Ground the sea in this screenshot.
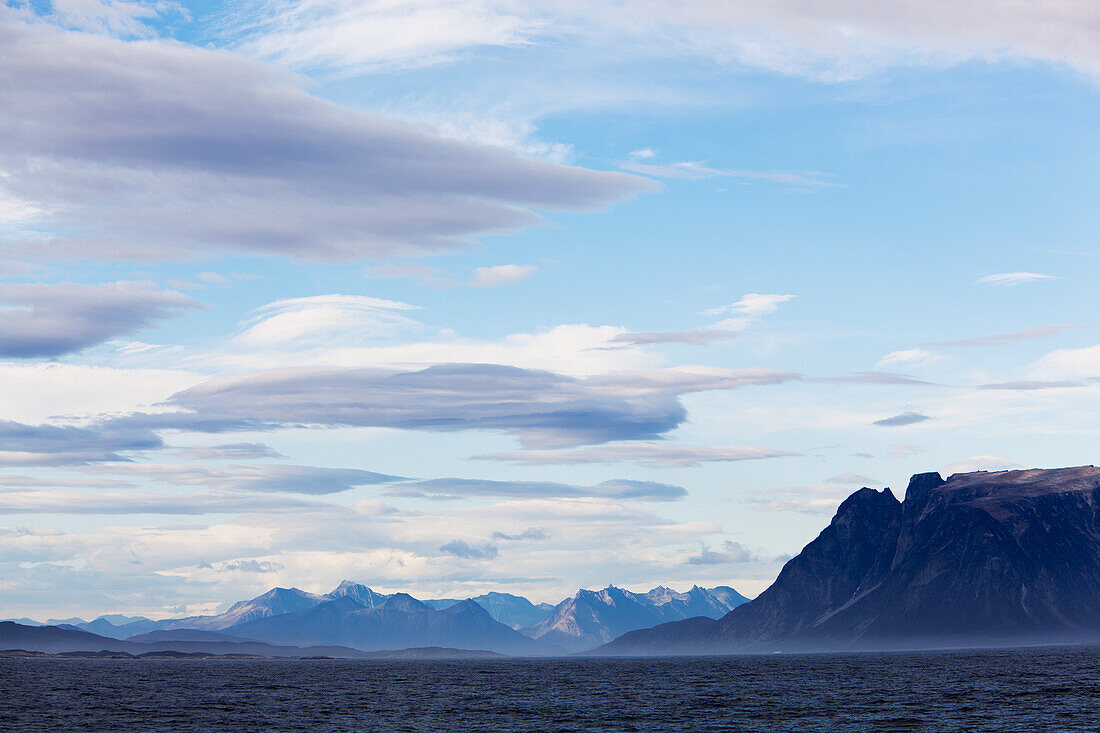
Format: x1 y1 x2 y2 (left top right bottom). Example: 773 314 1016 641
2 645 1099 732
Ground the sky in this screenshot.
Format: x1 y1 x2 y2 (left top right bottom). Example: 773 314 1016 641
0 0 1098 619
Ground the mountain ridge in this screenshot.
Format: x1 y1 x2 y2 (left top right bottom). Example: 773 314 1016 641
597 466 1100 655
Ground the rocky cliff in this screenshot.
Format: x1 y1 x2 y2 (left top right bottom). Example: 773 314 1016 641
598 466 1100 654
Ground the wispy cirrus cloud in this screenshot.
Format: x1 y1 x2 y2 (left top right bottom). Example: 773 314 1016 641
977 272 1057 286
0 281 196 358
475 443 798 468
875 348 942 369
611 329 739 346
173 443 285 461
83 464 405 494
619 159 837 190
614 292 796 346
932 324 1083 348
217 0 1100 81
0 490 327 515
389 477 688 502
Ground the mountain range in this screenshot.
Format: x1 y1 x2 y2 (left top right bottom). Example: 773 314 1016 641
12 465 1099 658
523 585 749 652
599 466 1100 654
5 581 743 655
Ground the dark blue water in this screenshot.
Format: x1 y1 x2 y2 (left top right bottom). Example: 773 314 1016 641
3 646 1099 732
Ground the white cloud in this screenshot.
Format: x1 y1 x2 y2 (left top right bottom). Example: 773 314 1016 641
940 455 1022 475
217 0 1100 80
620 160 836 189
221 0 540 73
469 264 537 287
933 324 1081 348
0 363 199 424
977 272 1057 286
704 293 795 320
875 348 942 369
1030 343 1100 380
629 148 657 159
234 295 422 348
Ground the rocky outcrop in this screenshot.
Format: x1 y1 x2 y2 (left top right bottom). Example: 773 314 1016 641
598 466 1100 654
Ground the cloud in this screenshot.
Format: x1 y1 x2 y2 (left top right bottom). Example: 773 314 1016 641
825 472 879 486
815 372 936 386
976 380 1089 391
27 0 183 38
490 527 548 541
0 490 326 515
475 443 798 468
116 363 798 448
221 559 283 573
469 264 537 287
1030 344 1100 380
220 1 1100 81
197 272 231 286
977 272 1057 286
687 540 756 565
887 444 928 458
875 349 941 369
0 10 651 263
932 324 1082 348
389 477 688 502
940 455 1022 475
629 148 657 159
361 263 457 289
619 160 837 190
741 483 853 514
439 540 498 560
0 420 162 466
872 411 931 427
234 295 421 348
610 292 794 347
84 464 405 494
0 281 197 358
610 329 738 345
701 293 796 332
174 443 284 461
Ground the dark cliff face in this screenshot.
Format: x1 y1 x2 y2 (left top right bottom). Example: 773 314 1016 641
600 466 1100 654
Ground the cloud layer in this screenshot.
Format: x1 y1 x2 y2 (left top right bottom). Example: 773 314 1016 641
116 363 797 448
0 9 650 263
0 281 196 358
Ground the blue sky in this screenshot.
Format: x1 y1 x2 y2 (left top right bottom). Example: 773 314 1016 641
0 0 1097 618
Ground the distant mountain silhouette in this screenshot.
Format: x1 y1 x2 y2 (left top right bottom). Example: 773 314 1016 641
226 593 553 655
598 466 1100 655
5 580 751 655
0 621 369 658
167 587 328 630
425 592 554 629
524 585 748 652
